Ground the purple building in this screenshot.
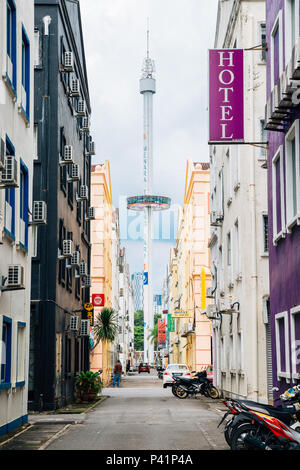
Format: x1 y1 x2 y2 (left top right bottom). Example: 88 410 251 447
265 0 300 398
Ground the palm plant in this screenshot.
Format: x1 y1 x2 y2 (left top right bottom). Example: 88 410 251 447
92 308 118 385
147 323 158 350
93 307 118 346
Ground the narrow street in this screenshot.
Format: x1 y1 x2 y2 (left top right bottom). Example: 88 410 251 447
44 371 228 451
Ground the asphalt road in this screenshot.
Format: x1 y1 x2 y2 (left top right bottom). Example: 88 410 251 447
46 370 229 451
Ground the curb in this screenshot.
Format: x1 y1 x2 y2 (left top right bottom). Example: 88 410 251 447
38 424 72 451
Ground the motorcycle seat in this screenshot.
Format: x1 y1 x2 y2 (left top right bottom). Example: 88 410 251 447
238 400 294 425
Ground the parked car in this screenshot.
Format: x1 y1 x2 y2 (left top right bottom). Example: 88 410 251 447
162 363 191 388
138 363 150 374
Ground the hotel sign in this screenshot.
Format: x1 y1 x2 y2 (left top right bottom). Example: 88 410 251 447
209 49 244 143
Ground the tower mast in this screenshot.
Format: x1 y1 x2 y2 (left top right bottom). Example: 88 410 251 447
127 21 171 365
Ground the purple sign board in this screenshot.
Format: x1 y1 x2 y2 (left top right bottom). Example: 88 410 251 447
209 49 244 143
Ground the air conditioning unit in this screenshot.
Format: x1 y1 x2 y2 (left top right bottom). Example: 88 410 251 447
79 261 87 277
82 275 91 288
64 51 74 72
30 201 47 225
206 304 218 319
206 287 215 298
80 319 90 336
184 322 195 334
173 336 179 344
67 164 80 182
70 77 80 96
7 265 25 289
0 156 18 187
64 145 73 163
79 185 88 201
210 211 223 227
58 240 73 259
86 140 95 156
0 137 6 170
71 251 80 266
70 316 79 331
85 207 95 221
77 100 86 117
81 117 90 133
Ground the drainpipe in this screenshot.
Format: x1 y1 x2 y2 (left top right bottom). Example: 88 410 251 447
249 14 258 401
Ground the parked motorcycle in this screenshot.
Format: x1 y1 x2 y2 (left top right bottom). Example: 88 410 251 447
219 385 300 450
157 366 165 380
172 370 219 400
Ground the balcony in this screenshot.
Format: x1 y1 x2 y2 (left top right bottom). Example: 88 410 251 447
266 39 300 132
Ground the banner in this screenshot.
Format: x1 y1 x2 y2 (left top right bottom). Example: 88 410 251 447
209 49 244 143
167 314 175 332
158 318 166 348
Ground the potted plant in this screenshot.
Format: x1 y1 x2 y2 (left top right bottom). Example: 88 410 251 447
75 370 103 402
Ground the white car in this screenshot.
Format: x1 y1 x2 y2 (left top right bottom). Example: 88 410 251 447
162 363 192 388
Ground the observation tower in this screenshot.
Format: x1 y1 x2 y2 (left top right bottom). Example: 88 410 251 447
127 25 171 364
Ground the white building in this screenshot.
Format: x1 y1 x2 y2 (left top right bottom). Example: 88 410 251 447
0 0 34 435
118 248 134 372
209 0 270 403
131 272 144 312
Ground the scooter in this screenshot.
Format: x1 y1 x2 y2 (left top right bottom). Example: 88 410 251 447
172 370 219 399
219 385 300 449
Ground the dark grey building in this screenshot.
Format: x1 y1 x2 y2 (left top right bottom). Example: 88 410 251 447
29 0 95 410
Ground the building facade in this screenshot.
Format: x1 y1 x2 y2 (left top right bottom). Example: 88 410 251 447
29 0 93 410
90 162 114 386
0 0 34 435
169 160 212 372
118 248 134 372
131 272 144 312
265 0 300 397
209 0 270 402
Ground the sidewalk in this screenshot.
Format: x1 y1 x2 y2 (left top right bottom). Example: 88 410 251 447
0 396 108 451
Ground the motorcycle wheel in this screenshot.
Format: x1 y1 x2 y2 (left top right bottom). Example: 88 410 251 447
230 423 262 451
207 385 219 399
175 386 188 399
171 385 178 397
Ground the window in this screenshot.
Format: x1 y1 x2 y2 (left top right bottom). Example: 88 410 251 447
285 0 300 66
275 311 290 381
227 231 231 267
232 146 239 190
58 219 66 285
272 146 286 244
234 219 240 278
285 120 300 230
21 26 30 119
271 11 283 89
16 322 26 385
237 331 243 371
19 161 29 250
260 23 267 62
290 305 300 380
226 149 232 203
1 317 12 388
229 335 235 370
60 128 67 193
261 213 269 256
4 136 15 239
260 119 267 158
6 0 17 91
218 245 224 292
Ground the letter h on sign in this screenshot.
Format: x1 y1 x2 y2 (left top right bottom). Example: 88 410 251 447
209 49 244 143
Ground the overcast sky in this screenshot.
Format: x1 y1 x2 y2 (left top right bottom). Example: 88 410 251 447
80 0 218 294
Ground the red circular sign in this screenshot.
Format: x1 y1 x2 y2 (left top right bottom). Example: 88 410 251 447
92 294 105 307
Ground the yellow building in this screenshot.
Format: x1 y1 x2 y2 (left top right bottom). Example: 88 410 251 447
170 160 211 372
90 162 114 386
